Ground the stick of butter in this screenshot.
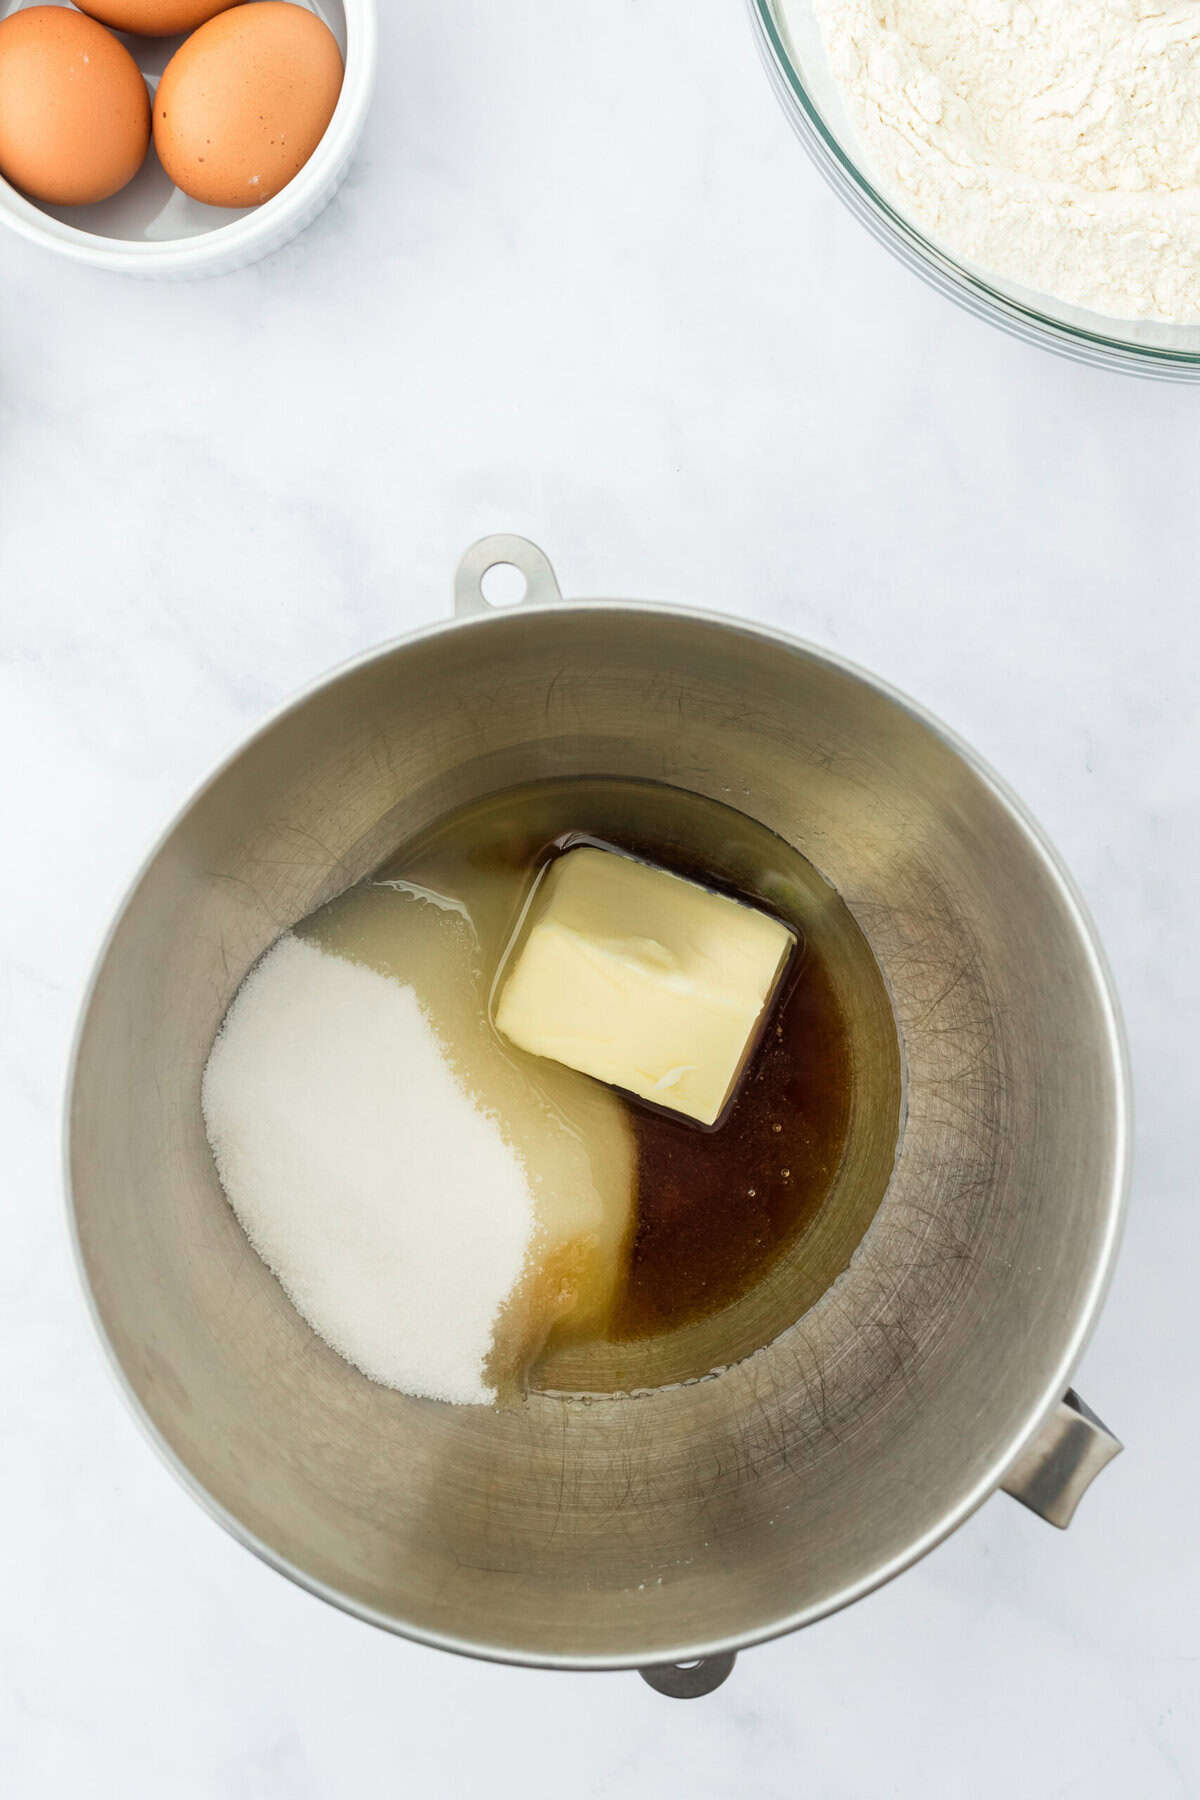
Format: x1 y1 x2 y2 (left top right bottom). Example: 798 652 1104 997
494 846 795 1127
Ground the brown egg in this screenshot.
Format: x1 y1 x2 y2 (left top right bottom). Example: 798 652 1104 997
154 3 344 209
0 6 150 206
75 2 240 36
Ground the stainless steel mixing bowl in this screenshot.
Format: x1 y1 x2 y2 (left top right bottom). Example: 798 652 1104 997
67 535 1128 1693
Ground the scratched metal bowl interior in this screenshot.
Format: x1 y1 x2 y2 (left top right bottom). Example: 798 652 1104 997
68 548 1126 1670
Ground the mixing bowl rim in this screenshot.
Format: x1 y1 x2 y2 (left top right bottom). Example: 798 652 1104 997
748 0 1200 379
63 595 1131 1669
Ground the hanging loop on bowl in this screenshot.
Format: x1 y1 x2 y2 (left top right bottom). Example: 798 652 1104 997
453 534 564 618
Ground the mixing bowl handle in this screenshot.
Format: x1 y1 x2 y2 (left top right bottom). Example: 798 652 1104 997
1000 1389 1122 1528
454 534 565 618
635 1392 1118 1698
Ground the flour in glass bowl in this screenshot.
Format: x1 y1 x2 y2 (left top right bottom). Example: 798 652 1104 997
791 0 1200 321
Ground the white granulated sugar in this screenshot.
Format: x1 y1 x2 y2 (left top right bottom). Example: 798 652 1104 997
793 0 1200 320
201 934 534 1406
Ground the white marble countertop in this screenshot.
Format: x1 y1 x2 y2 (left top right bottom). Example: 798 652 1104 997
2 1 1197 1793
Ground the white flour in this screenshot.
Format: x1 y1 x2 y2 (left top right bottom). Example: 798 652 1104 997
794 0 1200 320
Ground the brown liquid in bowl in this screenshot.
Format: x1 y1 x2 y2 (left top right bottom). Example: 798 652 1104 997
618 935 851 1338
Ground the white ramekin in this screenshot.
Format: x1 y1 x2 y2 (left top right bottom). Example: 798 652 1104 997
0 0 377 278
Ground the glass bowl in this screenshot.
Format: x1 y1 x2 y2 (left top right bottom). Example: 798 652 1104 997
749 0 1200 380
